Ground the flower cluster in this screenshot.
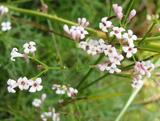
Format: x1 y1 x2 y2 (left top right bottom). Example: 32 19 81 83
10 41 36 61
131 61 155 89
79 39 123 73
0 5 11 32
41 108 60 121
63 17 89 41
7 77 43 93
52 84 78 97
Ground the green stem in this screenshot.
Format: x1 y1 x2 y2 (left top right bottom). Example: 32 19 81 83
76 55 104 89
115 87 142 121
122 0 135 25
7 5 106 38
138 22 156 45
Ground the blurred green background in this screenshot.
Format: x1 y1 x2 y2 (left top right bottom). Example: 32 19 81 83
0 0 160 121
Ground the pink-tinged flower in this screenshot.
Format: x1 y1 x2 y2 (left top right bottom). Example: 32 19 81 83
67 87 78 97
23 41 36 54
110 27 125 39
78 17 89 28
10 48 24 61
7 79 17 93
97 63 107 72
99 17 112 32
29 78 43 93
112 4 123 20
17 77 30 90
134 61 154 78
109 54 124 65
104 45 117 56
131 77 143 89
63 25 88 40
122 46 137 58
128 9 136 21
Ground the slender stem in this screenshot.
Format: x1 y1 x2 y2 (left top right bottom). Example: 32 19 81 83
115 86 142 121
28 56 48 69
122 0 135 25
138 22 156 45
7 5 106 38
76 55 104 89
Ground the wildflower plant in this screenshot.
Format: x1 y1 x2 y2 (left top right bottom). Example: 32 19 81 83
1 1 160 121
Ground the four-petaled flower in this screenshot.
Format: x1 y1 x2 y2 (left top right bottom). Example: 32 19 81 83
17 77 30 90
7 79 17 93
1 21 11 31
23 41 36 54
29 78 43 93
99 17 112 32
122 46 137 58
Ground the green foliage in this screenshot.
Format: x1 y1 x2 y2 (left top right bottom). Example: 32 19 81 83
0 0 160 121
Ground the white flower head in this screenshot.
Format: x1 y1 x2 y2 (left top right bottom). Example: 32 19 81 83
41 93 47 102
17 77 30 90
10 48 24 61
1 21 11 31
110 27 125 39
32 99 42 108
52 84 67 95
99 17 112 32
67 87 78 97
122 46 137 58
23 41 36 54
0 5 8 15
78 17 89 28
29 78 43 93
7 79 17 93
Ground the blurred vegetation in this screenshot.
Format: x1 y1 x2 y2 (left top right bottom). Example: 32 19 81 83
0 0 160 121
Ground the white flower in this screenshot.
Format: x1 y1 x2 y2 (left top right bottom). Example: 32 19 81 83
99 17 112 32
1 21 11 31
10 48 24 61
122 46 137 58
109 54 124 65
29 78 43 93
104 45 117 56
32 99 42 107
7 79 17 93
112 4 123 20
123 30 137 46
110 27 125 39
52 84 67 95
17 77 30 90
41 108 60 121
23 41 36 54
67 87 78 97
78 17 89 28
41 93 47 101
0 5 8 15
106 63 121 73
78 41 88 50
97 63 107 71
131 77 143 89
